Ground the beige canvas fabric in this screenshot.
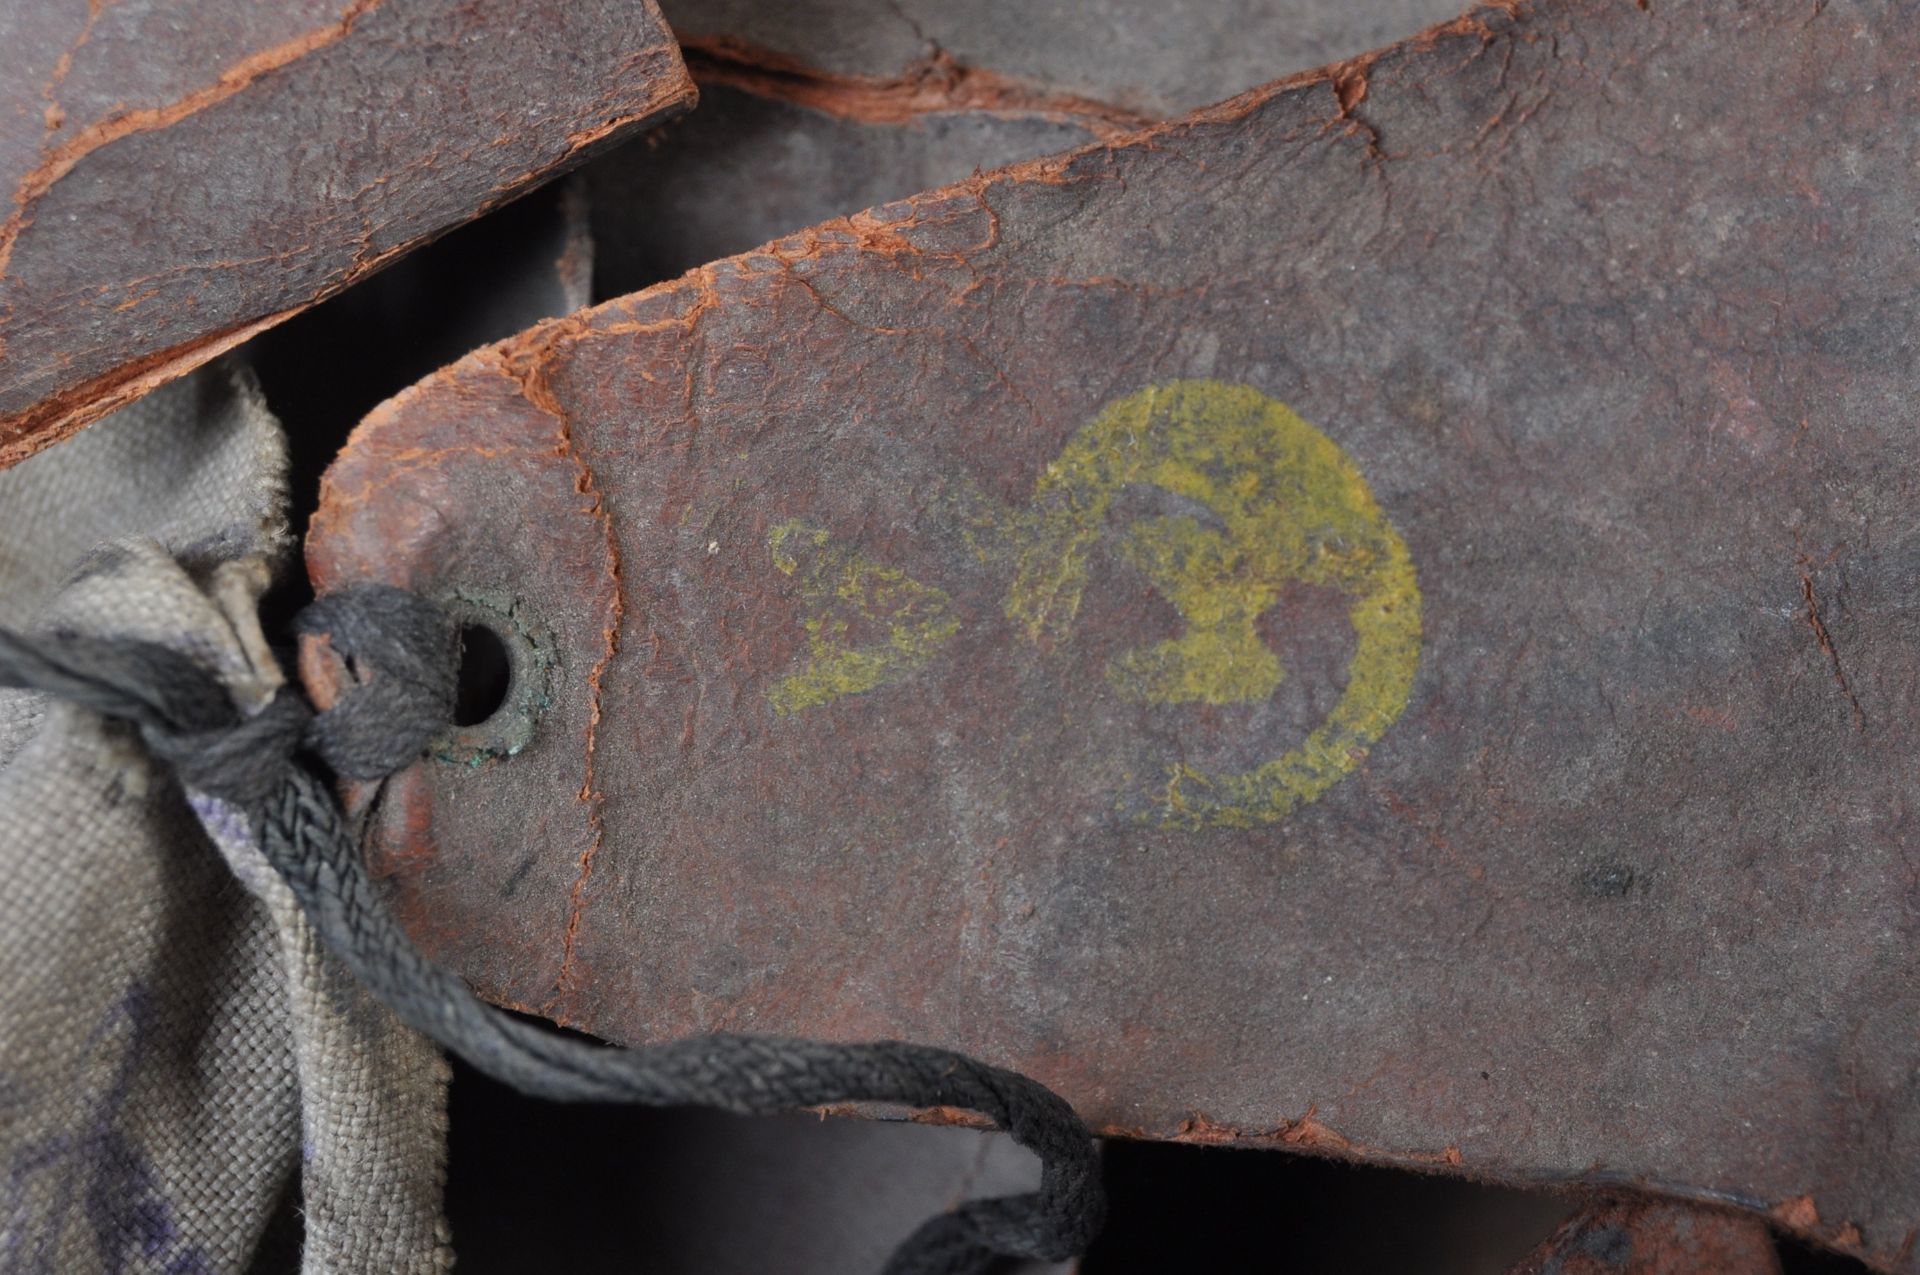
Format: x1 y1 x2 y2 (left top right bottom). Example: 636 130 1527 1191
0 364 452 1274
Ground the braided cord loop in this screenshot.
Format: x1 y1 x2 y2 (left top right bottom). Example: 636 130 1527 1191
0 586 1105 1275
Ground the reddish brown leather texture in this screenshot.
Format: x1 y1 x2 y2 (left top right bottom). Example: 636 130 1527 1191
0 0 694 466
309 2 1920 1267
1506 1200 1782 1275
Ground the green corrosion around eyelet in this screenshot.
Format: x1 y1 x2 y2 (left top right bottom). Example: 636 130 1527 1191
430 587 553 769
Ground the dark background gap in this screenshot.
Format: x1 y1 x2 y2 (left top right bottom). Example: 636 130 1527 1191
444 1058 1573 1274
443 1053 1872 1273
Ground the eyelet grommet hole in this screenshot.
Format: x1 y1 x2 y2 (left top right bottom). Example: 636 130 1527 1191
453 622 512 727
432 589 549 765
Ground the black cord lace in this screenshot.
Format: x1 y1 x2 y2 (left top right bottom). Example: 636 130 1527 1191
0 585 1105 1275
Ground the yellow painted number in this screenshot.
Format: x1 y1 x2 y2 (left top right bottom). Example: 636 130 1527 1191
765 381 1423 829
765 521 960 717
1009 381 1422 828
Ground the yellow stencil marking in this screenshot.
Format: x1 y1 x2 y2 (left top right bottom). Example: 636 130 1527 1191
1008 380 1422 828
766 521 961 716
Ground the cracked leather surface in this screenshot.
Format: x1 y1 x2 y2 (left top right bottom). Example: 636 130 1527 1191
0 0 693 467
311 1 1920 1268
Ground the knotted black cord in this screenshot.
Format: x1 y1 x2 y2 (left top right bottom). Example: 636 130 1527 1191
0 586 1104 1275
